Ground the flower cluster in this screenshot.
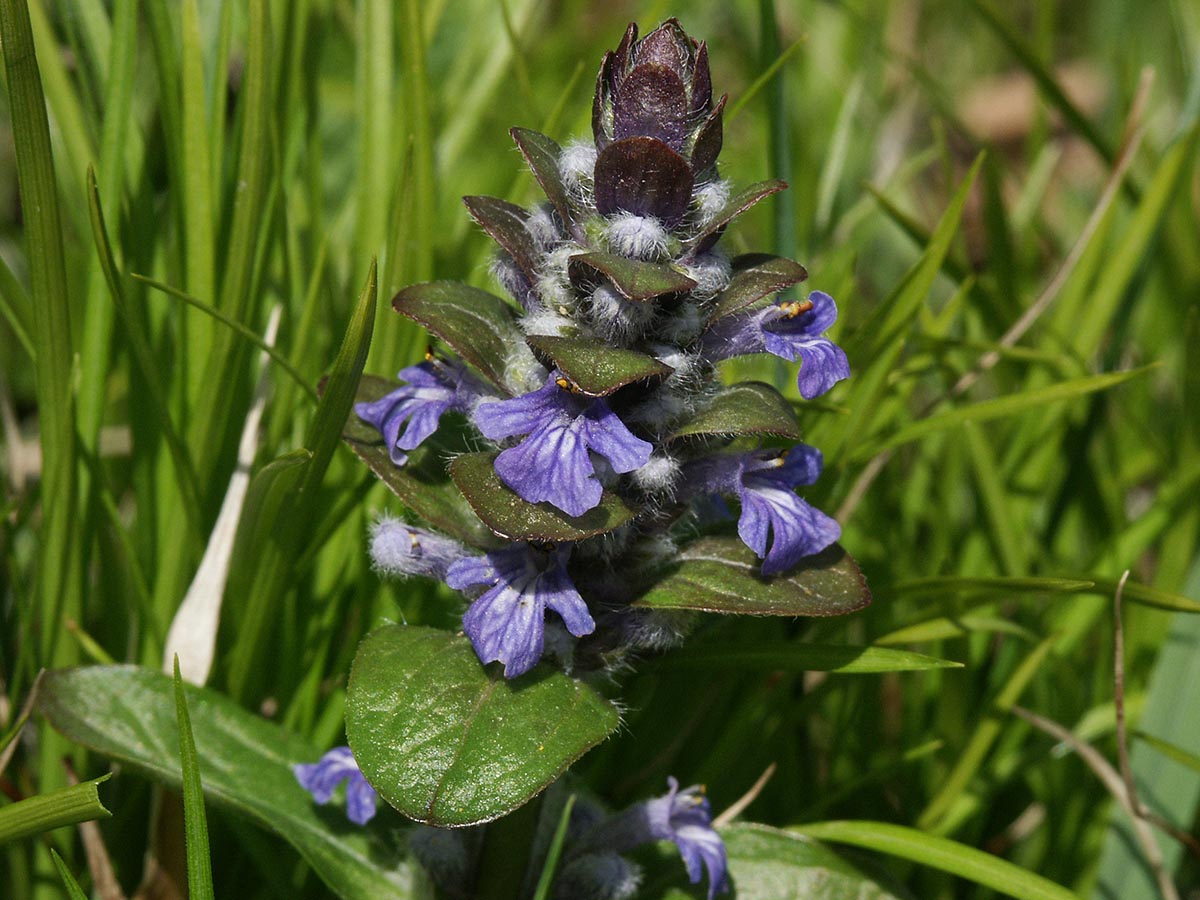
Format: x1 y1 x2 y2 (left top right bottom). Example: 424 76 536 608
354 19 848 680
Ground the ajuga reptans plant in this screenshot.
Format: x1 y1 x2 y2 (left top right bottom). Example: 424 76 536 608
298 18 869 898
354 18 860 679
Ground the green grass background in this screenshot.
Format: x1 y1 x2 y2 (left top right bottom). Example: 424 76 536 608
2 0 1199 897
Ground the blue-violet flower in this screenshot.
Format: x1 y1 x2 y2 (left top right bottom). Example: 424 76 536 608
578 777 729 899
355 359 485 465
472 375 653 517
294 746 377 825
687 445 840 575
700 291 849 399
446 542 595 678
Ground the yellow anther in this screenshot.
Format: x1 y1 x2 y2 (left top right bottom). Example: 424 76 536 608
556 376 583 394
424 344 436 361
781 299 814 319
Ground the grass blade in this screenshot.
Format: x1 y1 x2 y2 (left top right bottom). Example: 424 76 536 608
531 794 576 900
918 638 1055 830
173 659 215 900
650 643 963 674
0 0 79 669
133 274 318 401
793 820 1081 900
48 850 88 900
854 366 1155 461
0 776 112 845
1135 732 1200 774
87 168 205 545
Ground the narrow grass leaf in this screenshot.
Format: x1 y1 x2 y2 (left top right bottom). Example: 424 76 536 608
531 795 576 900
855 366 1155 461
918 638 1055 830
792 821 1081 900
1135 732 1200 773
133 274 317 401
0 254 35 359
1 0 78 666
87 169 205 544
0 776 112 845
180 0 217 330
173 659 214 900
1072 125 1200 356
649 642 962 674
969 1 1112 163
49 850 88 900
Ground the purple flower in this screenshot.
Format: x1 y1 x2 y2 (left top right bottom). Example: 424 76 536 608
354 359 483 465
472 375 652 517
762 291 849 399
575 777 729 899
368 518 467 580
700 291 849 399
293 746 377 825
446 543 595 678
686 445 840 575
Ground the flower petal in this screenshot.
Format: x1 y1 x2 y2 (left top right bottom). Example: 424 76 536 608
742 487 840 575
494 417 602 517
472 377 563 441
582 403 653 473
538 560 596 638
462 580 545 678
794 337 850 400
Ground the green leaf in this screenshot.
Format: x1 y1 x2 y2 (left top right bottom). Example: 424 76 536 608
38 666 418 900
890 574 1200 613
0 776 111 845
1 0 79 665
174 660 215 900
531 794 576 900
393 281 521 389
346 626 618 827
464 195 540 283
49 849 89 900
792 821 1081 900
1135 731 1200 774
344 376 493 547
685 180 787 256
525 334 672 396
706 254 808 323
450 451 640 542
634 537 871 617
511 127 574 225
853 366 1156 461
568 252 697 302
668 381 800 442
651 642 961 674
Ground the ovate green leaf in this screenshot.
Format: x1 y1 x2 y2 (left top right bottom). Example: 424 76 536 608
706 254 807 323
568 252 697 302
668 381 800 442
634 537 871 617
393 281 521 389
525 334 672 396
346 626 618 826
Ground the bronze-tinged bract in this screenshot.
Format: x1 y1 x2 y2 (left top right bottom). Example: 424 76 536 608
592 19 726 223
